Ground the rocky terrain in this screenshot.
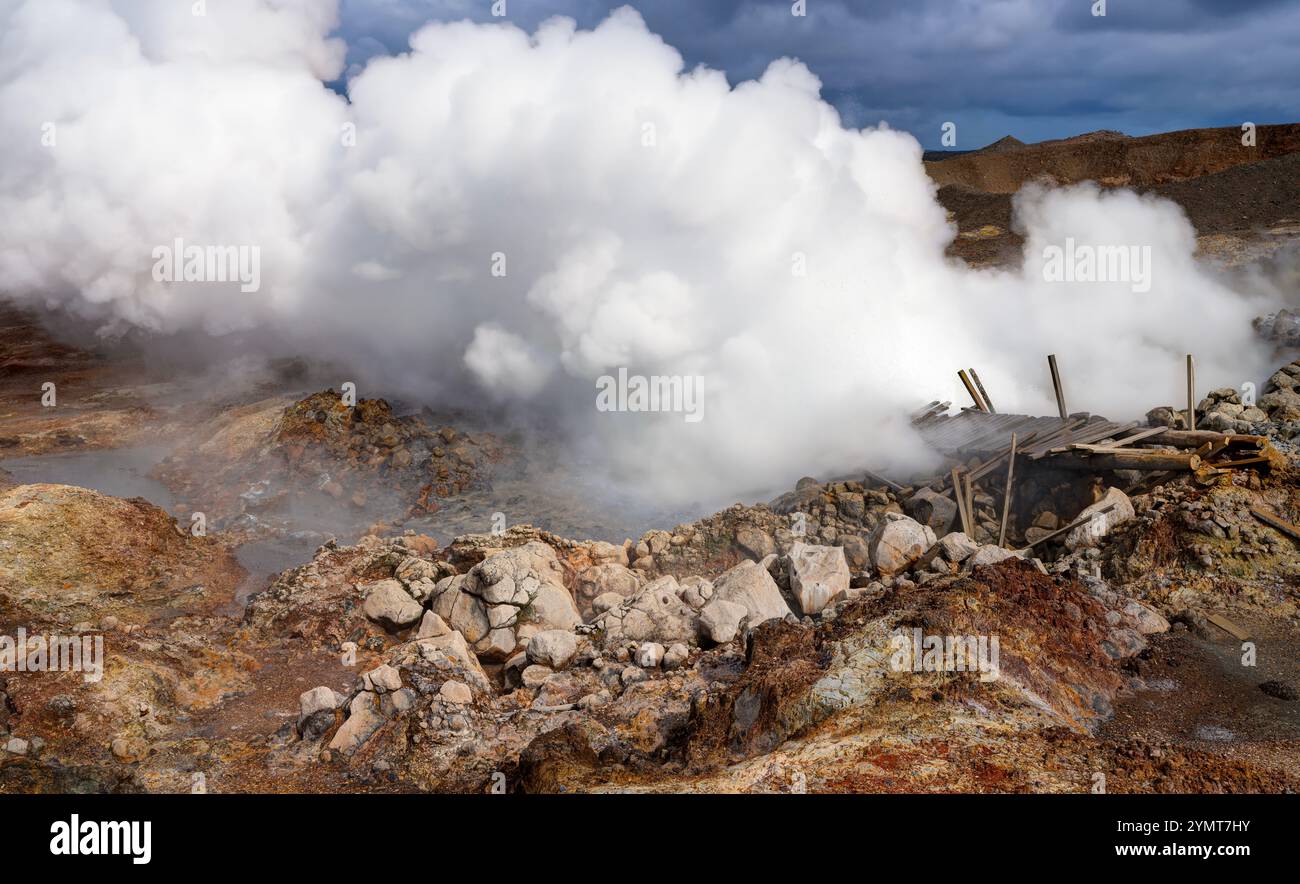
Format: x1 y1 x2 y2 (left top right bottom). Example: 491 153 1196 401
2 352 1299 793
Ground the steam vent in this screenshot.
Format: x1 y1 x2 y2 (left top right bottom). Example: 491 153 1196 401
2 0 1299 866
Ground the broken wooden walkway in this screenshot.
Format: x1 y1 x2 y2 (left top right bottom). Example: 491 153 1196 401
890 356 1275 546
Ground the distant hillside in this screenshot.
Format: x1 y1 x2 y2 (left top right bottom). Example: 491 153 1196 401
925 123 1300 193
929 123 1300 266
922 149 972 162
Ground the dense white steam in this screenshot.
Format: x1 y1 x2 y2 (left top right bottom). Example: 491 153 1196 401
0 1 1279 502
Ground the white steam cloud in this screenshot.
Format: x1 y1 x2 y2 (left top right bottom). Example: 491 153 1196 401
0 1 1279 503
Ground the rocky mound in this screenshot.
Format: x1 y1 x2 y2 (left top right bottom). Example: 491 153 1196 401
0 483 260 789
236 526 1174 793
0 483 243 629
153 390 510 535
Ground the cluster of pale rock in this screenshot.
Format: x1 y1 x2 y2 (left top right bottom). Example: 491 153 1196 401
302 488 1139 755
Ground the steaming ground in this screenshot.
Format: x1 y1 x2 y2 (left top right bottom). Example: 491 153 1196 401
0 1 1284 504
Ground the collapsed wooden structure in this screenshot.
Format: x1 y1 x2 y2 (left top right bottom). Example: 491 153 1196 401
898 354 1273 545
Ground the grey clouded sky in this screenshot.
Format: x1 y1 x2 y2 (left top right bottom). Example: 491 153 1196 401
335 0 1300 149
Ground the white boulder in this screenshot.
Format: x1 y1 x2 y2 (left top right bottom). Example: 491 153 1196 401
967 545 1024 569
428 542 581 662
786 542 850 615
868 513 935 576
573 563 642 618
594 575 699 646
527 630 579 669
711 560 791 625
937 532 980 562
328 692 384 755
698 598 749 644
439 680 473 705
1065 488 1136 550
361 580 423 630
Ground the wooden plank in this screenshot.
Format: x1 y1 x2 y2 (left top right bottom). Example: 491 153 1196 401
1218 456 1270 469
969 431 1040 482
1099 426 1166 449
1073 420 1139 447
1185 354 1196 431
958 370 989 413
1016 421 1069 457
1202 438 1232 461
1047 421 1140 454
923 412 985 449
964 472 975 537
910 400 941 421
998 433 1017 548
864 469 904 493
912 401 951 425
1251 508 1300 544
1021 504 1116 551
1205 613 1250 642
1026 419 1083 454
1027 418 1092 459
969 368 996 414
959 414 1028 454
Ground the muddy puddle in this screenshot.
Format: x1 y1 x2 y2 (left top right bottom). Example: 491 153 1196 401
404 467 703 546
1104 618 1300 751
0 445 178 511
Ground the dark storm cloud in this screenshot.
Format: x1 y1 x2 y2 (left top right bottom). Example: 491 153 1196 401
337 0 1300 147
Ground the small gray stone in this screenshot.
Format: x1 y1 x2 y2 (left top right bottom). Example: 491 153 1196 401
362 580 423 629
663 643 690 670
937 532 980 562
526 630 579 669
362 663 402 693
439 680 473 705
522 664 553 689
636 642 664 668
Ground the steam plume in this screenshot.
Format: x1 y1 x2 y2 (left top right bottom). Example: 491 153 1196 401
0 1 1278 502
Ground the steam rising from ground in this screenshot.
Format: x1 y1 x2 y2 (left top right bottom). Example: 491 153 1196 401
0 1 1279 503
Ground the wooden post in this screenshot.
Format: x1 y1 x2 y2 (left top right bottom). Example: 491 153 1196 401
1185 354 1196 431
951 468 971 535
1048 354 1067 420
998 433 1017 547
958 370 989 413
969 368 996 414
964 473 976 538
